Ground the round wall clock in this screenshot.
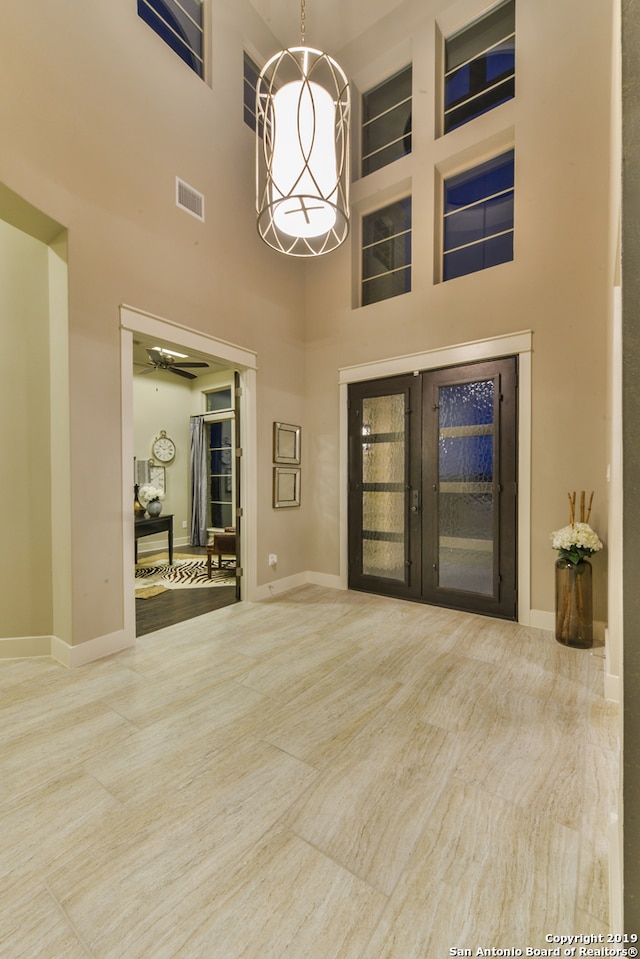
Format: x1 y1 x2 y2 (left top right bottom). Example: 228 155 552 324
152 430 176 463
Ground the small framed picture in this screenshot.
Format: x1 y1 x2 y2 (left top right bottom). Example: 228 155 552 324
149 463 166 494
273 422 301 465
273 467 301 508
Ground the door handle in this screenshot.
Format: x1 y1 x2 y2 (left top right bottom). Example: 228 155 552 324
410 488 421 513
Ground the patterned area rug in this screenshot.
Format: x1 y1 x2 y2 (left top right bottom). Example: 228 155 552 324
135 555 235 594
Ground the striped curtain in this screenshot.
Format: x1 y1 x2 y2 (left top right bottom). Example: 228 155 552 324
189 416 209 546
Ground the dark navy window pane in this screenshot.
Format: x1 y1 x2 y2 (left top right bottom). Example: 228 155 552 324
445 78 514 134
444 65 470 110
445 151 514 213
483 231 514 268
440 383 494 427
486 42 515 82
443 232 513 281
138 0 203 77
145 0 202 53
209 422 222 446
444 0 514 133
445 41 514 112
444 191 514 252
440 434 494 480
210 450 232 474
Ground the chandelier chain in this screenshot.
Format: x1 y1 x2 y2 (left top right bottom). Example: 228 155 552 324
300 0 305 44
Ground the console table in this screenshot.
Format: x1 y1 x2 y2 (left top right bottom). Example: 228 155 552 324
135 514 174 564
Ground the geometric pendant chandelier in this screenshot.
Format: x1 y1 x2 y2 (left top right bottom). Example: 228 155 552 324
256 0 351 257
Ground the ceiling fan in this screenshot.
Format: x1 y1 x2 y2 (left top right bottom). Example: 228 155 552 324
139 347 209 380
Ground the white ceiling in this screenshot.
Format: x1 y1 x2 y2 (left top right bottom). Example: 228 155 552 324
248 0 405 54
133 338 230 380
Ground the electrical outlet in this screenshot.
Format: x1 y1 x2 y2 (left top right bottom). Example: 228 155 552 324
268 553 277 567
182 520 187 528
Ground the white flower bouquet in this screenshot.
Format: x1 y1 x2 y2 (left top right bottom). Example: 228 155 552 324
551 490 603 565
137 484 165 506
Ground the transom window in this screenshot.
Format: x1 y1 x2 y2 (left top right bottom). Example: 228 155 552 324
137 0 204 78
362 66 412 177
444 0 515 134
362 198 412 306
442 150 514 281
205 387 233 412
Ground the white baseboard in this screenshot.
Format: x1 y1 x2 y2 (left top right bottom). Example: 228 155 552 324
604 628 621 704
250 570 346 602
306 571 345 590
0 635 54 659
51 629 135 668
609 813 624 934
0 629 134 667
529 609 555 631
529 610 607 644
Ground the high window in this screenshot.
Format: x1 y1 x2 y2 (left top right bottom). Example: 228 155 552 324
443 0 515 134
205 387 233 412
137 0 204 78
362 66 412 177
243 52 262 134
442 149 514 281
362 198 412 306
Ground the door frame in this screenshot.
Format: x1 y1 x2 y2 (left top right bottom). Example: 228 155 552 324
339 330 533 625
120 304 258 644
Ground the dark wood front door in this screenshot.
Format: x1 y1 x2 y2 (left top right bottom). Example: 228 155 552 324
348 357 518 620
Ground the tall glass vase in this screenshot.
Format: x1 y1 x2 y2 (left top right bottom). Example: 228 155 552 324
555 558 593 648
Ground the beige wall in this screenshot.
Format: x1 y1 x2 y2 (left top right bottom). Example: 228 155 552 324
303 0 616 621
133 372 195 551
0 1 309 650
133 366 237 553
0 0 617 652
0 220 53 637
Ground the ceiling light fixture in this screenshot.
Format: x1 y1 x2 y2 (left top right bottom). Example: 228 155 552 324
256 0 351 257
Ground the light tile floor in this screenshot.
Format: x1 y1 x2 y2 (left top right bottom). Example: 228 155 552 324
0 586 618 958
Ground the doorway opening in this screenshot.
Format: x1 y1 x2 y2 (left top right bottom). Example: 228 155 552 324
348 357 518 620
121 305 258 641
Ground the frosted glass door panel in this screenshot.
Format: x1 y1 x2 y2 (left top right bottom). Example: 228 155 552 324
438 380 495 594
361 393 405 580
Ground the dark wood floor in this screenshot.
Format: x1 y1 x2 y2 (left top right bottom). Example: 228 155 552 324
135 546 238 637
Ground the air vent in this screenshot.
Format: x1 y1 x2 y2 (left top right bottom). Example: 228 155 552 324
176 177 205 221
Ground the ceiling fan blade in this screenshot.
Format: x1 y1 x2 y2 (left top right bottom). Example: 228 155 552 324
169 367 197 380
138 366 158 375
172 362 209 369
145 348 160 361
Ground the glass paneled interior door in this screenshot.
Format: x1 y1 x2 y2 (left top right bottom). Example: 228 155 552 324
348 358 517 619
348 375 422 599
422 359 517 618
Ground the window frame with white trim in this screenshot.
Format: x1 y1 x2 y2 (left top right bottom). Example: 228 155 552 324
361 65 413 178
361 197 412 307
442 0 515 136
137 0 205 79
440 149 515 282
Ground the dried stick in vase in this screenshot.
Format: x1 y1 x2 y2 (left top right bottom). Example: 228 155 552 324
568 491 576 526
586 491 594 524
580 490 585 523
